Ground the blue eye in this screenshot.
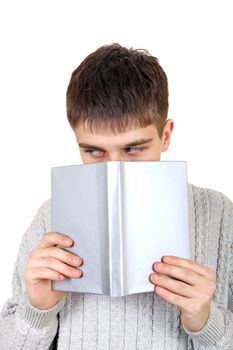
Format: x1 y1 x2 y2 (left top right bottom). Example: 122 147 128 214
84 149 103 157
126 147 143 154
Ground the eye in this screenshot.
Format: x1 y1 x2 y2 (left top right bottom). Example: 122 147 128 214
125 147 144 154
84 149 104 157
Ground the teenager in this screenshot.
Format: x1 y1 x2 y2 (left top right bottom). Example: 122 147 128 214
1 43 232 349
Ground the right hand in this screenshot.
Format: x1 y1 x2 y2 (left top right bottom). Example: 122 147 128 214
24 232 83 310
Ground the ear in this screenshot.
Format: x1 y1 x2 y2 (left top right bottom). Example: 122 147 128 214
161 119 174 152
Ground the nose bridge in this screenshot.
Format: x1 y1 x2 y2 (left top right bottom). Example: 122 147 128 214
106 150 121 162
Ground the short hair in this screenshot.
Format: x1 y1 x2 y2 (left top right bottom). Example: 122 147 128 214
66 43 169 138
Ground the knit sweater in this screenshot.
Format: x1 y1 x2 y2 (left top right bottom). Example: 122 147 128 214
0 184 233 350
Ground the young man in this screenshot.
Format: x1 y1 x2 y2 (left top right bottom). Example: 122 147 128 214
0 44 232 349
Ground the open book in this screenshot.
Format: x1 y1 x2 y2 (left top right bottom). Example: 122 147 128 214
51 161 190 297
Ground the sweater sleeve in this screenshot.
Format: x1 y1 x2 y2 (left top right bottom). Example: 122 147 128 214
183 195 233 349
182 301 233 349
0 201 66 350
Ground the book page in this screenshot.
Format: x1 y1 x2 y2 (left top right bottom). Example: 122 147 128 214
120 161 190 296
51 162 110 295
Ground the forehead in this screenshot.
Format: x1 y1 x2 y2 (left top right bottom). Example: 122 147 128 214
74 123 159 149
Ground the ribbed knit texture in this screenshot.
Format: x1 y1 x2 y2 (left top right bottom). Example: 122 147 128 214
0 183 233 349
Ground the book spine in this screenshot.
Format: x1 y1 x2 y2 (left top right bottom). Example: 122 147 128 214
118 162 124 295
107 162 124 296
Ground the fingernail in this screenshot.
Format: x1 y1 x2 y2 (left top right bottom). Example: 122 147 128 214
163 256 172 262
73 270 80 277
73 269 82 277
65 238 73 246
149 273 156 284
74 257 82 266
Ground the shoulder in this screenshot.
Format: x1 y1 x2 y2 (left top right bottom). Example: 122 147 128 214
24 199 51 251
38 198 51 218
188 183 233 224
188 182 232 204
37 198 52 232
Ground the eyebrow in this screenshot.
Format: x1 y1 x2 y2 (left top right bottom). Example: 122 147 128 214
78 138 153 151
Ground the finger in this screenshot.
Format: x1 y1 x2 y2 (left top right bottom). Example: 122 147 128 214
38 232 73 249
25 267 66 282
159 256 215 280
155 285 191 311
30 247 83 267
29 257 83 278
152 262 207 286
150 272 197 298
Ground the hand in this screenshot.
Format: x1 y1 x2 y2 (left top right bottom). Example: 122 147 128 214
149 256 216 332
25 232 83 310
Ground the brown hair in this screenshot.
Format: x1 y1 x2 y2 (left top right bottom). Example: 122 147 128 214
66 43 169 138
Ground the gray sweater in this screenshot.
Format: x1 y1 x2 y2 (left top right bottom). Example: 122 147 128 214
0 184 233 349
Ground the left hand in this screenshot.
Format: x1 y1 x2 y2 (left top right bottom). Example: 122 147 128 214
149 256 216 332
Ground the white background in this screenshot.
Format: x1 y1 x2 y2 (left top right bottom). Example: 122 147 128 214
0 0 232 307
